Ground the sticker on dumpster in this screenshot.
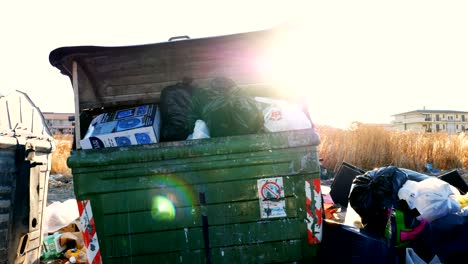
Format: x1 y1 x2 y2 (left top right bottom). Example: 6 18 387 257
257 177 286 218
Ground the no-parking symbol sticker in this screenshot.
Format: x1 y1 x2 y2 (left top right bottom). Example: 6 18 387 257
257 177 286 218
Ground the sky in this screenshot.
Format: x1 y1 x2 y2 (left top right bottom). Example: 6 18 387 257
1 1 467 129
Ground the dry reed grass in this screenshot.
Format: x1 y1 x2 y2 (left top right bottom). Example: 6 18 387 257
51 134 73 176
317 123 467 173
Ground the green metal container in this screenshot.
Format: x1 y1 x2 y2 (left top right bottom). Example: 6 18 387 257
49 26 323 263
68 129 321 263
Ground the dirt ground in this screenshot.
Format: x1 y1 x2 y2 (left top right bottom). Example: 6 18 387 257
47 174 75 205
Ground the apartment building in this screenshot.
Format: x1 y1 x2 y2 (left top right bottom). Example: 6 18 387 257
392 109 468 134
43 112 74 134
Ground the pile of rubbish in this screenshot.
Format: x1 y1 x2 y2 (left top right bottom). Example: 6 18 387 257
321 162 468 263
41 199 87 264
79 77 314 150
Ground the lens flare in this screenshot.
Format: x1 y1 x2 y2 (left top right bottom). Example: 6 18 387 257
151 195 176 221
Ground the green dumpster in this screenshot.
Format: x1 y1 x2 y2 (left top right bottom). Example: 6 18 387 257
49 26 323 263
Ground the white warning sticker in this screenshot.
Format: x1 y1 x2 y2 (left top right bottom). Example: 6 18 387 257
257 177 286 218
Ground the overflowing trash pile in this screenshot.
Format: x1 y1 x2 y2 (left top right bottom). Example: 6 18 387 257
79 77 313 149
42 77 316 263
41 199 87 263
321 162 468 263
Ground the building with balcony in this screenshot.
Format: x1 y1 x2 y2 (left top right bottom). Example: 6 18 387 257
43 112 74 134
391 109 468 134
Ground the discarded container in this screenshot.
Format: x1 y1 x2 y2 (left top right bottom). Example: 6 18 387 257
329 162 365 207
437 169 468 195
49 27 323 263
320 220 401 263
0 91 55 264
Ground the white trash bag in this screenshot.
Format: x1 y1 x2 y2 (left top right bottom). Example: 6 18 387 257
255 97 312 132
187 119 210 140
43 199 79 234
398 178 461 222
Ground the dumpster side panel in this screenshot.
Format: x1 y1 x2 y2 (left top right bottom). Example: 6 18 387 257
0 147 16 264
0 141 53 264
69 129 321 263
0 91 54 264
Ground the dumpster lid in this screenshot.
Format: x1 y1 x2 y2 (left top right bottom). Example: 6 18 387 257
49 26 294 111
0 90 53 139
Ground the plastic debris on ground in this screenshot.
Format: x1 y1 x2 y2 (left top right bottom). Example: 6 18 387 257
41 199 87 263
321 162 468 262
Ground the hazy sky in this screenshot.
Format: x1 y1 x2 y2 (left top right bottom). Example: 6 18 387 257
1 1 467 128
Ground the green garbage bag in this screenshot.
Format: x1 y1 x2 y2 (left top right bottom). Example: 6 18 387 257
189 77 264 138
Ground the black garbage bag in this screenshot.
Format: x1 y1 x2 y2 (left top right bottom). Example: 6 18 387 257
418 213 468 263
349 166 408 236
159 79 195 141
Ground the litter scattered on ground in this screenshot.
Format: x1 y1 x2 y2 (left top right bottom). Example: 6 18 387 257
321 162 468 262
41 199 87 264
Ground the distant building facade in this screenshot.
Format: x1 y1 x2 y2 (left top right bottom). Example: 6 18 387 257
392 109 468 134
43 112 74 134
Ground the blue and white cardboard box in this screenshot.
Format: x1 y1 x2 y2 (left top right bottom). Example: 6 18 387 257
80 104 160 149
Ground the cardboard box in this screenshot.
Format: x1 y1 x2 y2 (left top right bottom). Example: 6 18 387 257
81 104 160 149
42 232 66 255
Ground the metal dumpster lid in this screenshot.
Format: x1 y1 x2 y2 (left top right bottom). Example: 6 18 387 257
49 27 289 111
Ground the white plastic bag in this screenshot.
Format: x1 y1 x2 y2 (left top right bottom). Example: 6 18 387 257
406 248 442 264
43 199 79 234
398 178 461 222
255 97 312 132
187 119 210 140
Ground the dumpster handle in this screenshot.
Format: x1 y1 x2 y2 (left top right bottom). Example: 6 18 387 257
199 192 211 264
168 35 190 41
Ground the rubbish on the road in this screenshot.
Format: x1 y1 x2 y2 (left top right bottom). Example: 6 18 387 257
416 213 468 262
41 232 66 260
64 247 88 263
41 232 88 263
40 230 87 262
424 161 440 175
393 209 427 248
343 200 363 229
405 247 441 264
457 193 468 209
59 232 85 250
437 169 468 194
322 162 468 262
43 199 80 234
329 161 365 207
349 166 408 235
398 178 461 222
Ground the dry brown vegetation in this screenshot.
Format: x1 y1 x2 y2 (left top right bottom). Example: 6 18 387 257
51 134 73 176
317 123 468 173
49 125 468 176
